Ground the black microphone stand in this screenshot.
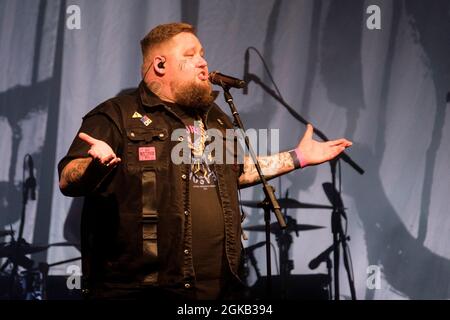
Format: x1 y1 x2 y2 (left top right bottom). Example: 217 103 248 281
309 233 351 300
9 154 36 299
330 161 341 300
219 85 287 298
246 245 263 280
324 175 357 300
276 215 296 300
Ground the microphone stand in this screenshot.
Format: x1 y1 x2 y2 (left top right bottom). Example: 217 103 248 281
247 250 262 280
245 72 363 300
9 154 36 299
326 257 333 300
325 172 357 300
309 234 351 300
219 85 287 299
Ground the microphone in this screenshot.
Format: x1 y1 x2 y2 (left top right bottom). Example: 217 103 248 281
243 49 250 95
308 244 335 270
209 71 246 89
26 155 36 200
308 236 350 270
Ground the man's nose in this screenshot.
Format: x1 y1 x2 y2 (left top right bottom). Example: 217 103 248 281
196 56 208 68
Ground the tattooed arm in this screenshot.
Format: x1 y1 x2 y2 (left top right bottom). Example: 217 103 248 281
238 124 353 188
60 158 101 196
239 152 295 188
59 132 121 197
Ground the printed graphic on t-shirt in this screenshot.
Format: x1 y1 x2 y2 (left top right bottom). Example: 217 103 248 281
190 162 217 189
186 119 217 190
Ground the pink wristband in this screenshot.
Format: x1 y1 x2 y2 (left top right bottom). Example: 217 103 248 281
295 147 308 168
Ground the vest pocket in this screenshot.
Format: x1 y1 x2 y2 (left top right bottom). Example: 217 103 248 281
125 127 169 170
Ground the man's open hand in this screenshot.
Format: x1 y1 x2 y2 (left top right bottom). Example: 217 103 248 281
78 132 121 167
297 124 352 167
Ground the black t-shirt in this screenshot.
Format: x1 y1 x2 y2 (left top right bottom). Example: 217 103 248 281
166 103 226 300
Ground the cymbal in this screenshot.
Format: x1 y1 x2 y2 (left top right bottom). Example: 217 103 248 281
0 242 49 258
240 198 333 210
243 223 324 234
9 253 35 269
47 242 80 247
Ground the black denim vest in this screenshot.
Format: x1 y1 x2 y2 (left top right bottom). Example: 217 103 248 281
81 83 244 298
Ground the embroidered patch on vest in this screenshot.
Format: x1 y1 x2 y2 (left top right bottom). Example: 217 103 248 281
139 147 156 161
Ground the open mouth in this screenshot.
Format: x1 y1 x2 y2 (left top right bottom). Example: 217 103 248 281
198 71 208 81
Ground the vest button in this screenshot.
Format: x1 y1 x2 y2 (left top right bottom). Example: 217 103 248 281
178 136 184 142
184 283 191 289
181 174 187 180
184 249 189 255
159 133 165 138
130 132 135 137
184 210 189 216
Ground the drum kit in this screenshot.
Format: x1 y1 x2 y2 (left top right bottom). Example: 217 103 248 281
0 231 79 300
241 193 335 299
0 154 81 300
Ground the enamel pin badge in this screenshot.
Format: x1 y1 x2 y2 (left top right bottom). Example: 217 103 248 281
140 115 152 126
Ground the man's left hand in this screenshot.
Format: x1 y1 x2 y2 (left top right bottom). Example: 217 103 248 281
297 124 352 167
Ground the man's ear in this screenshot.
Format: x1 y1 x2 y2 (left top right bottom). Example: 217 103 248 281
154 56 166 75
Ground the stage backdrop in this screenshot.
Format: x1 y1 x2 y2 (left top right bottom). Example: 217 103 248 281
1 0 449 300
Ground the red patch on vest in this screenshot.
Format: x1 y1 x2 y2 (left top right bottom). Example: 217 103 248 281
138 147 156 161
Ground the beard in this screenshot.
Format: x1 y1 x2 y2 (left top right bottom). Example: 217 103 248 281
171 79 214 111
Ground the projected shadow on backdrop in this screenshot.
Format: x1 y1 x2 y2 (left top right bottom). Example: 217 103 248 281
0 0 202 251
320 0 450 299
242 0 450 299
0 81 50 226
0 1 65 260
